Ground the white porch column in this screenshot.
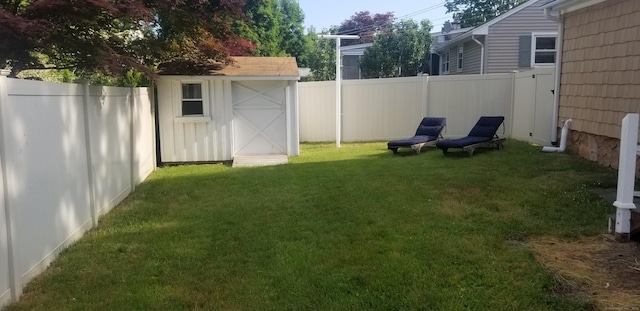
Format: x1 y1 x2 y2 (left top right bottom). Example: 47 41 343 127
613 113 639 241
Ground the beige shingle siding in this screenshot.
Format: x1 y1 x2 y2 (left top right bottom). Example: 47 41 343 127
485 0 558 73
560 0 640 140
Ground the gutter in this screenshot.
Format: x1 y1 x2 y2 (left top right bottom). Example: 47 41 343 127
471 35 485 74
544 7 563 144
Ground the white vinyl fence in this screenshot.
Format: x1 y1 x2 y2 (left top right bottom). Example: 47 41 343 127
0 72 155 307
299 67 555 145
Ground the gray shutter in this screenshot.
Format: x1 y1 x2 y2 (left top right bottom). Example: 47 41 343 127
519 35 532 67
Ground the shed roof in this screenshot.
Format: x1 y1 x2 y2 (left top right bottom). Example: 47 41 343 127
158 56 300 79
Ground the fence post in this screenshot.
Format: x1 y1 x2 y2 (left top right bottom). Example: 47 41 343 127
422 75 429 117
79 80 98 227
129 86 136 192
0 69 21 301
613 113 639 242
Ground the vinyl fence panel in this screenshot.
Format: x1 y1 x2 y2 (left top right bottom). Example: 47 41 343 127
2 79 92 289
298 81 335 142
0 75 155 307
299 69 551 143
342 77 424 142
426 73 514 138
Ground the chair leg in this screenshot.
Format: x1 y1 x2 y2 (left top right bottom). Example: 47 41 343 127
390 148 398 154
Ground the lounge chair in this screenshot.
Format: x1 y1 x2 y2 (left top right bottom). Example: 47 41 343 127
387 117 446 154
436 116 506 156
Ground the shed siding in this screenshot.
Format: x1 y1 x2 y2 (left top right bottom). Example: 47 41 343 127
559 0 640 167
486 0 558 73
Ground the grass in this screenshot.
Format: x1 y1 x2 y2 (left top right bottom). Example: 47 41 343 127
5 140 618 311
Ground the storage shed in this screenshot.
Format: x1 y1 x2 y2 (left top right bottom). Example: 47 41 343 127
157 57 300 165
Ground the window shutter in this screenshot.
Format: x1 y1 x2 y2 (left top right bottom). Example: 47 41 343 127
519 35 532 67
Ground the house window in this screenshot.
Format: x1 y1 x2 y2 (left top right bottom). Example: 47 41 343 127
457 45 464 71
181 83 203 115
532 34 557 65
442 52 450 74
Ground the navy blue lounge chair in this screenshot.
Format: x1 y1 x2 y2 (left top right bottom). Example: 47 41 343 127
436 116 506 156
387 117 446 154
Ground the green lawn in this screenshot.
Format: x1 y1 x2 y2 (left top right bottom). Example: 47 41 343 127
6 141 617 310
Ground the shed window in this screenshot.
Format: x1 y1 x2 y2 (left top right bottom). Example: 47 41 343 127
182 83 203 115
532 34 557 65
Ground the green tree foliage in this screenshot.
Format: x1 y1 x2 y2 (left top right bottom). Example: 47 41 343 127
0 0 252 78
360 20 433 79
278 0 307 66
234 0 308 65
445 0 526 28
304 27 337 81
304 11 395 81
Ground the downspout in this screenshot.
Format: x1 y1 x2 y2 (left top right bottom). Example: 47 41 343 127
545 7 563 144
471 35 484 74
542 119 572 152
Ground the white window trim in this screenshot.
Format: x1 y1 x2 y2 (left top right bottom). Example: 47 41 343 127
531 32 558 66
179 80 210 118
457 45 464 72
442 51 450 74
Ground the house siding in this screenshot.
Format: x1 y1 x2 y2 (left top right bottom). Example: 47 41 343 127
560 0 640 168
486 0 559 74
447 39 484 75
343 55 361 79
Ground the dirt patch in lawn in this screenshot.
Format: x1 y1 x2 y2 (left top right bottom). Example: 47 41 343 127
527 236 640 311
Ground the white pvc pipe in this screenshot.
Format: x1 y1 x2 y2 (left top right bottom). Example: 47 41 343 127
614 113 639 240
541 119 572 152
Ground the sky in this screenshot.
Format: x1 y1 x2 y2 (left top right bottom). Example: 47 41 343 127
296 0 453 34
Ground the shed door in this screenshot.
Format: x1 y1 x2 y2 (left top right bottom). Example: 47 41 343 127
232 81 287 156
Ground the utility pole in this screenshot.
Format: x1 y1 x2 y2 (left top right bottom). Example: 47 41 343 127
317 35 359 147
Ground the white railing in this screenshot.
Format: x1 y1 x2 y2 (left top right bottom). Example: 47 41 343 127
613 113 639 241
0 73 156 307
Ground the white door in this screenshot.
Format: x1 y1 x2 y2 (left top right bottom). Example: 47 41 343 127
232 81 287 156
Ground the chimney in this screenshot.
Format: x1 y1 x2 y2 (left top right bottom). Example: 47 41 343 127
442 21 452 34
451 19 460 30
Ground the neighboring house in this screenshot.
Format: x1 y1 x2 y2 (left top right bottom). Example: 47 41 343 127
340 43 373 80
434 0 559 75
429 21 473 75
156 57 300 165
543 0 640 168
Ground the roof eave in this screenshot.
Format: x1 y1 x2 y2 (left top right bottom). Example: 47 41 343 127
542 0 607 13
434 31 477 52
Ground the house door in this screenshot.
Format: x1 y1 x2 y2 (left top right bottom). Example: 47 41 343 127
232 81 287 156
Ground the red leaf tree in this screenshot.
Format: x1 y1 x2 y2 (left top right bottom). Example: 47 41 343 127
0 0 255 78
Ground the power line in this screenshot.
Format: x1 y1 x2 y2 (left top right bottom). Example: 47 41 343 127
335 2 447 36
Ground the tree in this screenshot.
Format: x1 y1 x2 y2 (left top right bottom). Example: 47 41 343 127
235 0 285 57
278 0 308 66
303 27 337 81
0 0 252 78
445 0 526 28
360 20 433 79
336 11 394 46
